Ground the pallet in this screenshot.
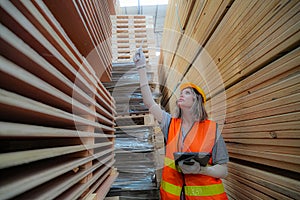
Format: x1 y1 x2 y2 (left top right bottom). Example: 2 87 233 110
111 15 158 77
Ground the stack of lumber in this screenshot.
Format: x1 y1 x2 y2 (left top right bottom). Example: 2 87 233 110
106 15 160 115
104 63 160 199
104 62 158 115
109 120 159 199
105 15 161 199
159 0 300 199
0 1 117 199
111 15 156 62
44 0 113 82
111 15 158 81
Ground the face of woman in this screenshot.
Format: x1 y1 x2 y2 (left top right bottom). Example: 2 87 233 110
177 88 195 109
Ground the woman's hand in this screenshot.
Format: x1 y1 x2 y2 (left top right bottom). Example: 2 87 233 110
178 159 201 174
133 48 146 69
178 160 228 178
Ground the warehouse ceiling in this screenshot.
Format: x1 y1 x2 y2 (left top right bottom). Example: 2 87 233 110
118 0 168 52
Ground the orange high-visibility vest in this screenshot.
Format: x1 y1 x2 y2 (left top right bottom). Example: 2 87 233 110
160 118 228 200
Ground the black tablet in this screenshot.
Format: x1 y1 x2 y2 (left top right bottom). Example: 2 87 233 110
173 152 210 166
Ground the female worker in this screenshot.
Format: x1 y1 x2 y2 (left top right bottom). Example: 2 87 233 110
134 48 229 200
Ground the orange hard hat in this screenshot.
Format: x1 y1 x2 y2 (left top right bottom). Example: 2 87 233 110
180 82 206 103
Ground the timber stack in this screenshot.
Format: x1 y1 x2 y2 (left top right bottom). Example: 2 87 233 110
104 15 162 199
0 1 118 199
159 0 300 199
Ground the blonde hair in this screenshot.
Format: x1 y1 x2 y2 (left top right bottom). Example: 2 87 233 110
174 87 208 121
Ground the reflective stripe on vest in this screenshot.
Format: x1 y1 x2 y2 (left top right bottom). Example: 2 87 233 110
161 180 182 196
162 180 225 197
164 157 180 171
185 183 225 196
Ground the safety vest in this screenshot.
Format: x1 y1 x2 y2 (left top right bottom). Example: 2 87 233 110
160 118 228 200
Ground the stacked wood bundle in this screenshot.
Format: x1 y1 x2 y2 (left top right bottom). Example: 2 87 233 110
105 15 161 199
109 122 159 199
111 15 156 62
104 62 158 115
44 0 113 82
111 15 158 81
0 1 117 199
159 0 300 199
104 63 160 199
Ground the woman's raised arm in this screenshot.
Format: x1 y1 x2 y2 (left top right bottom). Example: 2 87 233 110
134 48 163 122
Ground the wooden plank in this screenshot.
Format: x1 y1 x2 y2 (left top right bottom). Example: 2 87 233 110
74 0 112 81
1 1 115 118
0 122 115 139
56 161 115 200
11 156 114 200
224 112 300 130
0 24 115 121
222 120 300 133
225 179 250 200
215 1 300 94
163 1 253 101
161 0 233 104
42 0 112 81
225 95 300 124
0 142 112 169
164 0 300 105
0 88 114 131
227 149 300 173
0 150 113 200
31 1 113 103
89 169 119 200
227 162 300 198
226 73 300 114
184 0 233 45
159 0 196 97
4 1 94 93
225 138 299 147
223 130 299 139
227 145 300 164
115 114 155 126
0 56 114 126
225 174 273 199
226 142 300 155
111 15 156 68
225 47 300 100
160 0 300 198
211 58 300 117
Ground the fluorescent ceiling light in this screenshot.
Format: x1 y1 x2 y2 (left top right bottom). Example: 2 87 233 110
119 0 168 7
